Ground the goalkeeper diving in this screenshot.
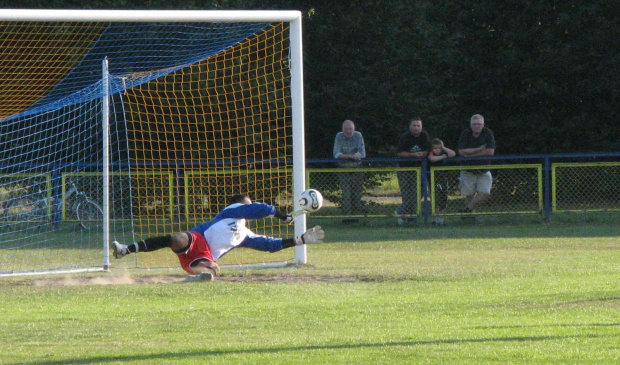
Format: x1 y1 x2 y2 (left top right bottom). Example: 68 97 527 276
111 194 324 281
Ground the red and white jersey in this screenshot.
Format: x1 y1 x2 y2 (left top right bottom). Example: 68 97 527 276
190 202 283 261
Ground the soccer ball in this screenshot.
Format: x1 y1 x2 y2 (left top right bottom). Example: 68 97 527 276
298 189 323 212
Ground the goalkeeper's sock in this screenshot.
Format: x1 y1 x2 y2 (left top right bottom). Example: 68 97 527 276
129 235 173 253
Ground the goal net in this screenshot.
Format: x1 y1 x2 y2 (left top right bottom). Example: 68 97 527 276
0 10 307 276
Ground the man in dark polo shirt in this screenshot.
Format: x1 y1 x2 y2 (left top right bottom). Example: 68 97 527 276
458 114 496 212
395 117 430 222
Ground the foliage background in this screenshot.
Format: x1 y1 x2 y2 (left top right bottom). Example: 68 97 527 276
2 0 618 157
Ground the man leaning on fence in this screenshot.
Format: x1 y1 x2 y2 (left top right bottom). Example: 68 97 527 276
395 117 430 223
333 120 366 224
458 114 496 213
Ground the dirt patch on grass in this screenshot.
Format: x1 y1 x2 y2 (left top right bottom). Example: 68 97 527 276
30 272 182 286
8 272 378 287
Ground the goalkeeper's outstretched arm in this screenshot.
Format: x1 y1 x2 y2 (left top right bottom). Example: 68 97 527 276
273 209 307 224
241 225 325 251
285 225 324 247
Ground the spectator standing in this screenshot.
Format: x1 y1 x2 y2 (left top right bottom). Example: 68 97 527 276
458 114 496 212
395 117 430 223
428 138 456 224
333 120 366 224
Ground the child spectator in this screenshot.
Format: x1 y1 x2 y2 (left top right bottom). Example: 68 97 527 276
428 138 456 224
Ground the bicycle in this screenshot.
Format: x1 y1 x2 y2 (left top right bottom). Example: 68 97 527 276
1 180 103 231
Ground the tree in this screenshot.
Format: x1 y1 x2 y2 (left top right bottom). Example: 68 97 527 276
2 0 617 155
301 0 619 156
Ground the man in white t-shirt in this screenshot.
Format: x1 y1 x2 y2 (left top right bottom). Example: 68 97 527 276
458 114 496 213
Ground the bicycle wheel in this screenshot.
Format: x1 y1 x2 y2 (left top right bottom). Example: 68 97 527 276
76 200 103 230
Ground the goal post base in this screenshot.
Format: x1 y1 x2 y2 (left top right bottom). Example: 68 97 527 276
0 267 107 278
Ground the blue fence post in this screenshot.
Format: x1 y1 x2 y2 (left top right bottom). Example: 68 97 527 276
543 156 551 223
51 165 62 229
421 158 430 225
175 162 184 223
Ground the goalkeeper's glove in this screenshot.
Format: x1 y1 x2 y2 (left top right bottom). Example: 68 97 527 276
295 225 325 245
275 209 307 224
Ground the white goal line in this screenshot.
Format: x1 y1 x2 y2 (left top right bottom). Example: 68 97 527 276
0 268 107 278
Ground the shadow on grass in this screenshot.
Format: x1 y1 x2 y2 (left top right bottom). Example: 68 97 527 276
314 218 620 242
470 322 620 330
19 333 620 365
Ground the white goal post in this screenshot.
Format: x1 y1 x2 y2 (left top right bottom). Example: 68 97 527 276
0 9 307 276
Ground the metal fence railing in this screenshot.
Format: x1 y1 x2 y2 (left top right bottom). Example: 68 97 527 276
552 162 620 213
306 153 620 224
1 153 617 226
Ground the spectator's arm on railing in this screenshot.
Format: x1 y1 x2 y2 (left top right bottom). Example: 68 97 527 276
397 150 428 159
459 144 494 157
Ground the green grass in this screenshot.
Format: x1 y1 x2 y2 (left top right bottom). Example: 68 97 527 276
0 222 619 364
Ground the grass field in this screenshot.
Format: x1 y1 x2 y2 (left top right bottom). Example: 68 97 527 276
0 220 618 364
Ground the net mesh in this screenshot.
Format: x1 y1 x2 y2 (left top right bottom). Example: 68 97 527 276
119 23 293 268
0 19 295 275
0 22 106 118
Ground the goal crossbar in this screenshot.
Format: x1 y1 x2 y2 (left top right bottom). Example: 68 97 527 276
0 9 302 23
